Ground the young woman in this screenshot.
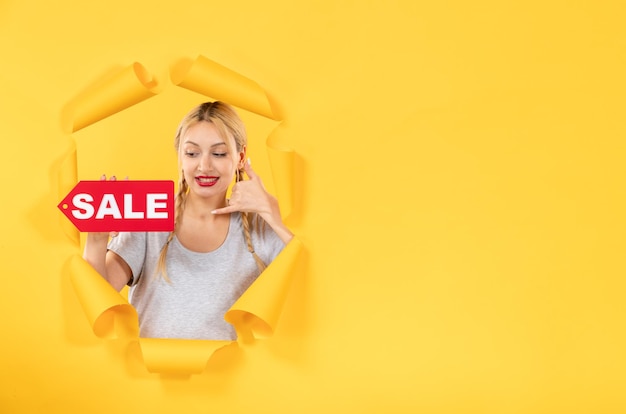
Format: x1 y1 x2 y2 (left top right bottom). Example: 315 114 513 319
83 101 293 340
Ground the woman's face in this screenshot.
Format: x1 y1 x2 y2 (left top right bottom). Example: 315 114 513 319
180 121 245 200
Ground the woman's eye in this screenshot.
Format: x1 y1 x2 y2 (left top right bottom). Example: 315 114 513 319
184 152 199 157
212 153 227 157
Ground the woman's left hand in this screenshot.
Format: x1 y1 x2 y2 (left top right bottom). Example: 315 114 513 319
212 160 278 220
212 159 294 244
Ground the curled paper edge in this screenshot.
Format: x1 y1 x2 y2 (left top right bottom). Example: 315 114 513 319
225 237 303 339
136 338 235 375
267 143 295 220
62 62 159 133
171 55 279 120
68 254 139 339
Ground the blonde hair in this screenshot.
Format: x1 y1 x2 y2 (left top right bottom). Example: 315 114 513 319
156 101 266 281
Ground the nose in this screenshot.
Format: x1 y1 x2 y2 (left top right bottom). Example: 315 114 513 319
198 153 212 172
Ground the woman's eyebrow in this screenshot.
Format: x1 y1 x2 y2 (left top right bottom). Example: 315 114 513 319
183 140 227 148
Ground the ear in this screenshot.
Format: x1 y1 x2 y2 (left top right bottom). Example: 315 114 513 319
237 145 247 169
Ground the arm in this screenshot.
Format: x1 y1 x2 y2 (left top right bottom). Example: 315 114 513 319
256 193 294 245
83 233 133 292
82 174 133 291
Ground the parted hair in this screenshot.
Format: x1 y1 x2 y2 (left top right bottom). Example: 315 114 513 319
155 101 266 281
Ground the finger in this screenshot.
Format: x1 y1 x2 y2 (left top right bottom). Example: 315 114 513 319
110 175 117 181
211 206 238 215
244 160 268 191
243 158 258 180
100 174 106 181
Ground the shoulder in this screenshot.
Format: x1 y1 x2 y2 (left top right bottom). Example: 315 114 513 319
108 231 144 249
108 231 170 250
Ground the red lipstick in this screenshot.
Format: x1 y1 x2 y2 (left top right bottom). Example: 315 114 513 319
195 176 218 187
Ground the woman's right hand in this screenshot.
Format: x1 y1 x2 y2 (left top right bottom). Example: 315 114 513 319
83 174 134 291
86 174 124 240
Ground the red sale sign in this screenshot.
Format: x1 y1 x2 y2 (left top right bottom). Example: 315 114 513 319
58 180 175 232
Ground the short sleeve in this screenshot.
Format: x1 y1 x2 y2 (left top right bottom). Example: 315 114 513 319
107 232 147 286
254 217 287 266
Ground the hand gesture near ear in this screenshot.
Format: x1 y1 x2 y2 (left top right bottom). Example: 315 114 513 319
212 160 293 244
212 160 275 217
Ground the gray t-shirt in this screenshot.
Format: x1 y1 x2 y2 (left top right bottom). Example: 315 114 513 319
108 212 285 340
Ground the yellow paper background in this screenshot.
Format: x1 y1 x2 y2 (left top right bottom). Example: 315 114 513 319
1 1 625 413
60 55 302 374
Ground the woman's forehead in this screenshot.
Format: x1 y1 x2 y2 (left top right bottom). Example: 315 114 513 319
183 122 230 145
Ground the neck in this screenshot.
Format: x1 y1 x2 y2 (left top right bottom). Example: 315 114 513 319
184 193 227 221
